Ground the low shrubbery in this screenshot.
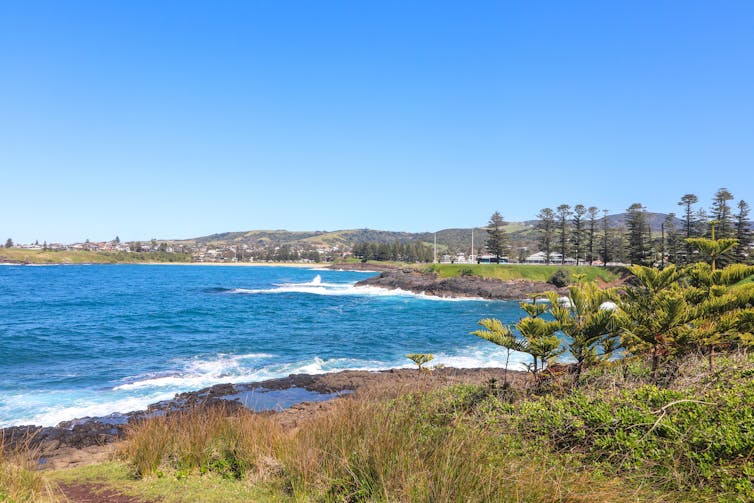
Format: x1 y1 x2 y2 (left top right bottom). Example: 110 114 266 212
113 353 753 502
506 356 754 501
548 268 571 287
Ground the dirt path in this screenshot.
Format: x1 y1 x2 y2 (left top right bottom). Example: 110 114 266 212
57 482 156 503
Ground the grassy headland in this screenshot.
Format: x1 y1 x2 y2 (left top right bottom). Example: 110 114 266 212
0 248 192 265
423 263 623 283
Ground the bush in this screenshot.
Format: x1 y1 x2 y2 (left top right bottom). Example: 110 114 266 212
548 269 571 287
505 376 754 500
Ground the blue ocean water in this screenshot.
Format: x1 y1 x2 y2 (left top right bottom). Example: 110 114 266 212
0 264 526 427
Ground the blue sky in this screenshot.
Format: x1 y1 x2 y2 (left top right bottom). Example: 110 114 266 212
1 1 753 243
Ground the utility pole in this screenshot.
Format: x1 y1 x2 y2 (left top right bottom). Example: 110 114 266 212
434 233 437 263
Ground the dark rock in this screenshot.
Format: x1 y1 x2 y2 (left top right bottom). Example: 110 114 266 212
355 269 566 300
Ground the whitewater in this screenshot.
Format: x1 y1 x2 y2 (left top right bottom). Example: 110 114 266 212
0 264 526 427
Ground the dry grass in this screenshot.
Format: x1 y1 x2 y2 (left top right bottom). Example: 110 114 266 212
119 391 659 502
118 404 285 481
0 432 58 503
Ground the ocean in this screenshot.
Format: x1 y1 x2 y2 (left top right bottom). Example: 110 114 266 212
0 264 527 427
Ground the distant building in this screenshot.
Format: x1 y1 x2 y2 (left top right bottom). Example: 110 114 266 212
524 251 577 265
477 254 508 264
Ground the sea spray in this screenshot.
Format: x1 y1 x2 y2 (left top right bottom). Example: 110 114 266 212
0 265 525 427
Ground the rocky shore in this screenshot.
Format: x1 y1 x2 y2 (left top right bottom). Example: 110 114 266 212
2 367 523 469
354 267 567 300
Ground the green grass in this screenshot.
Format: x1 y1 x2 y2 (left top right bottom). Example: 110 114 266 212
30 353 754 502
49 462 286 503
424 263 622 283
0 248 192 264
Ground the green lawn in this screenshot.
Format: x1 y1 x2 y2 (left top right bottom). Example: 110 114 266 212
424 263 622 283
0 248 191 264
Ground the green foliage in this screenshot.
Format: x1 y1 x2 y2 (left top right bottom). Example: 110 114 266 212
548 268 570 287
424 263 620 283
471 319 522 385
506 368 754 501
547 283 620 380
625 203 653 265
485 211 509 260
616 265 691 379
406 353 434 371
473 297 563 380
352 240 433 262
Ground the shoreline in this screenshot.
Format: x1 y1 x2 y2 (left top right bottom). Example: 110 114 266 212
2 366 522 470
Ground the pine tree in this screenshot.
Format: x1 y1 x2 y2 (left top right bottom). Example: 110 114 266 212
663 213 680 266
535 208 555 264
678 194 698 264
734 200 752 264
625 203 652 266
556 204 572 264
485 211 508 262
616 265 688 381
5 238 13 248
571 204 587 265
711 188 735 238
601 209 611 266
547 283 619 382
587 206 600 265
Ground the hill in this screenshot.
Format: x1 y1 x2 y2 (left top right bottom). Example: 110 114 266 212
181 211 676 255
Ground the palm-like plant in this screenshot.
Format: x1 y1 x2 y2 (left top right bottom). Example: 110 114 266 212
685 221 738 270
406 353 434 371
515 316 564 375
682 262 754 370
472 296 563 386
546 281 620 383
617 265 691 381
471 318 524 386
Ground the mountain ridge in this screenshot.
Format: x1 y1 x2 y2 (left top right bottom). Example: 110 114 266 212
180 212 683 253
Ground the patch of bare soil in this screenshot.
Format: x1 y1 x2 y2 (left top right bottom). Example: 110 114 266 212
56 482 155 503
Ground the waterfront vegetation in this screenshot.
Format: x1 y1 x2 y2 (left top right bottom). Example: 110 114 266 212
3 238 754 502
424 263 621 283
2 351 747 502
0 248 191 265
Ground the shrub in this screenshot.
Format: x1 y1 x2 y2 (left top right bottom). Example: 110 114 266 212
548 269 571 287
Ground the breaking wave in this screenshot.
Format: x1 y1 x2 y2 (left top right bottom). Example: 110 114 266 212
224 275 485 301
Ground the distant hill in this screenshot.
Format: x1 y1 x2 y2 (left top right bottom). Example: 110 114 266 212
181 211 681 254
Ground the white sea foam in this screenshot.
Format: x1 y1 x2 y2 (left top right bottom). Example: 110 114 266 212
114 353 274 391
0 389 179 428
1 346 531 427
228 275 487 302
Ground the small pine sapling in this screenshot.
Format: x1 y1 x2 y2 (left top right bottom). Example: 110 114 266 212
406 353 434 371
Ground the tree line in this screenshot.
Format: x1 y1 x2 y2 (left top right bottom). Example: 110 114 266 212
532 188 752 266
351 240 434 263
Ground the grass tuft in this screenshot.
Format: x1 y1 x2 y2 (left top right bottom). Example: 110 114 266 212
1 431 58 503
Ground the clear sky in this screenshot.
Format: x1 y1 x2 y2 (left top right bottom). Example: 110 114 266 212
1 1 753 243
